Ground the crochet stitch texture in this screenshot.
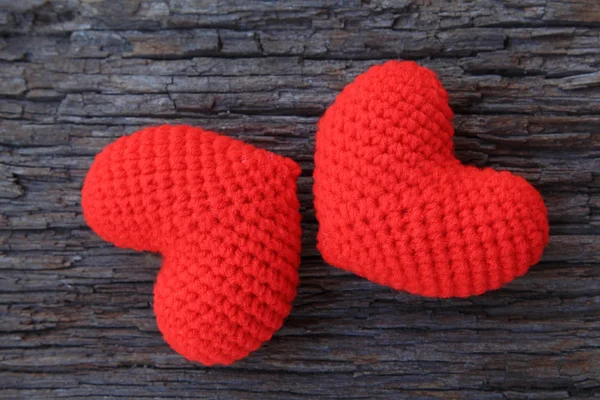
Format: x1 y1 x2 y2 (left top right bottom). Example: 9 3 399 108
82 125 302 365
313 61 549 298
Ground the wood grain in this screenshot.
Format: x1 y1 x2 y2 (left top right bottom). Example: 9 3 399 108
1 1 599 399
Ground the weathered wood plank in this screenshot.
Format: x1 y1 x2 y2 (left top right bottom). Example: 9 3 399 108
1 1 599 399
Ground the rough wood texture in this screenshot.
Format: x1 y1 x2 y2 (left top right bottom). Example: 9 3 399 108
1 1 599 399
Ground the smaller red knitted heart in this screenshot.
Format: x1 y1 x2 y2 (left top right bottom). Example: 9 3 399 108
314 61 549 298
82 125 302 365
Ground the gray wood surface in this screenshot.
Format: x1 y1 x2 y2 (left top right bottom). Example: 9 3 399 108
1 1 599 399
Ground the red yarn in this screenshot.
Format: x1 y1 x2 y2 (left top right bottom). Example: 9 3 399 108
82 125 302 365
313 61 549 298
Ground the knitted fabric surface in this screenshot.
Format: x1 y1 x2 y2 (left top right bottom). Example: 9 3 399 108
313 61 549 298
82 125 302 365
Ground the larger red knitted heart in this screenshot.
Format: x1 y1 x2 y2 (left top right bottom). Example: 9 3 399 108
82 125 302 365
314 61 549 298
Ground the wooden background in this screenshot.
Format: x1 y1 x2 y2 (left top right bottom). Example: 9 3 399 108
1 1 599 399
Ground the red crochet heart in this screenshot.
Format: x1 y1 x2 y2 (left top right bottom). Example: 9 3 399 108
313 61 549 298
82 125 302 365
